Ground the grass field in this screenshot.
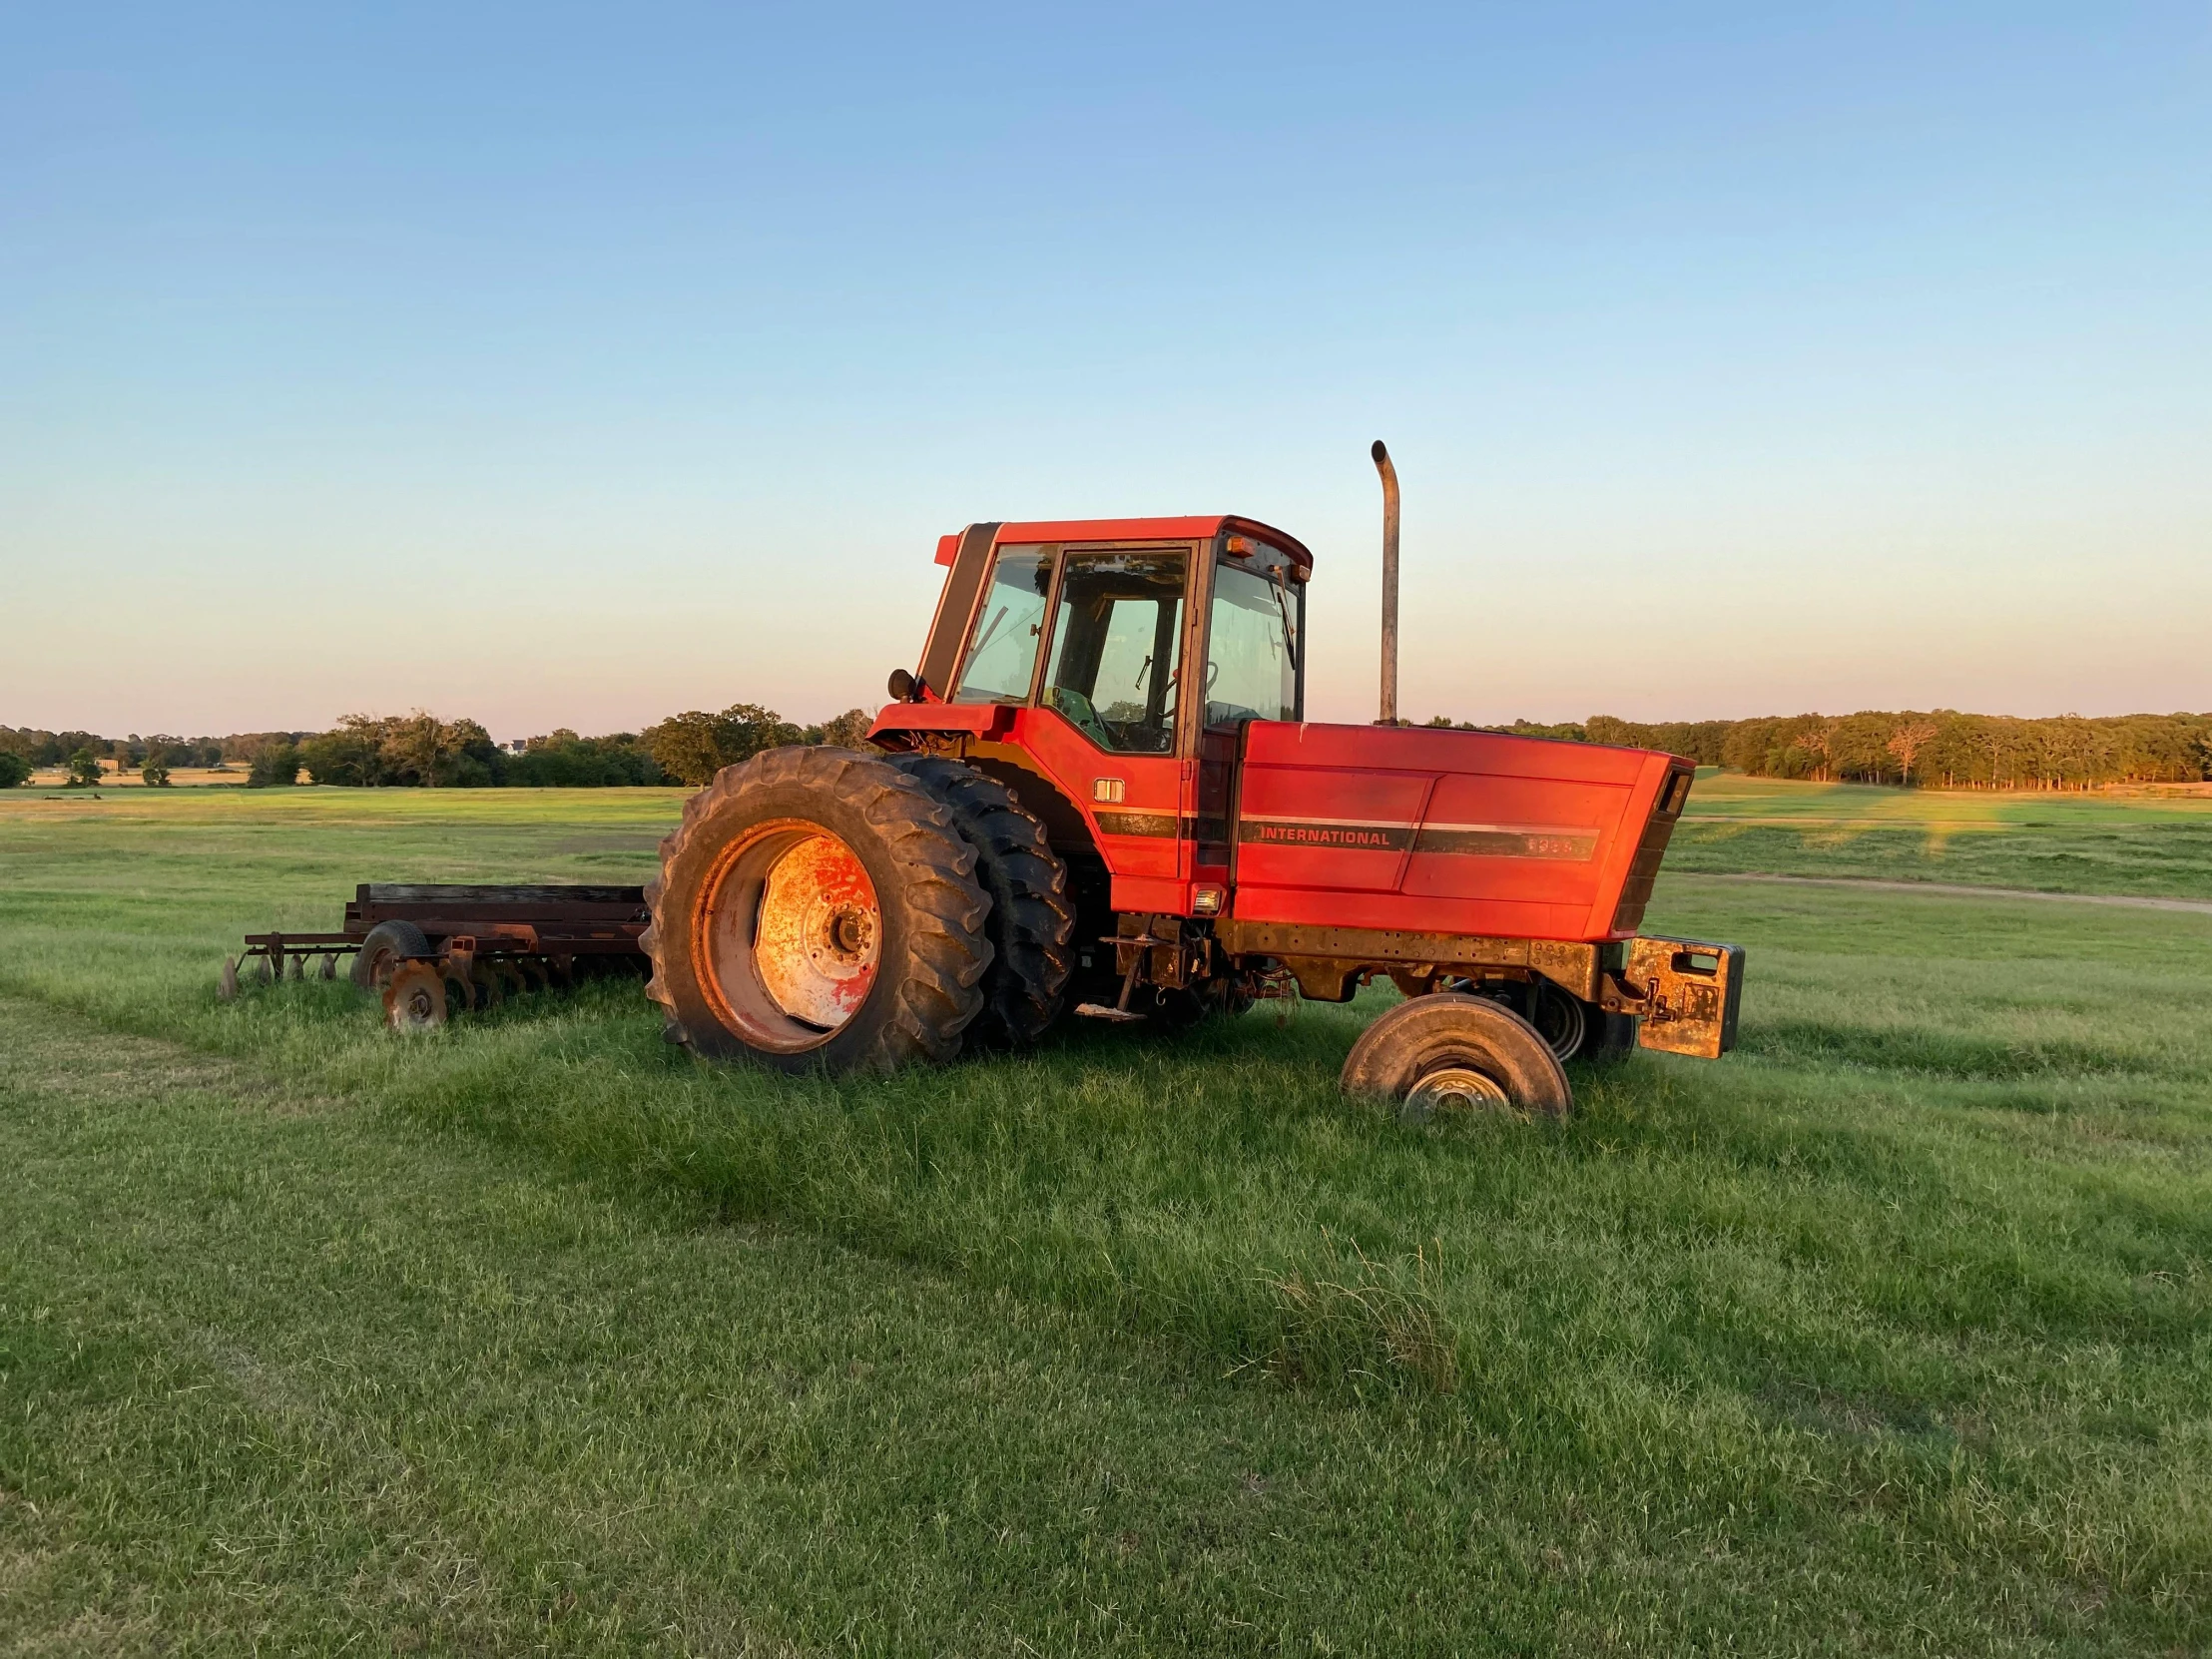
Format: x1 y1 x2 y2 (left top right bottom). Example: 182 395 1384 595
1668 773 2212 899
2 780 2209 1654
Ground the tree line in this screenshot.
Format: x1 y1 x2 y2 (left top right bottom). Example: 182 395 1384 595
0 707 873 790
1428 710 2212 789
236 705 874 790
13 706 2208 793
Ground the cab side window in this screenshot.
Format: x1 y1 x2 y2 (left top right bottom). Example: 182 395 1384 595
951 546 1052 705
1041 550 1186 754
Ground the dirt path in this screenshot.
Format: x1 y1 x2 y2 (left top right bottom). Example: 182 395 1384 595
1695 872 2212 915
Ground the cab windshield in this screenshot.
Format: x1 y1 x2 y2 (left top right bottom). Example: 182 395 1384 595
950 546 1051 705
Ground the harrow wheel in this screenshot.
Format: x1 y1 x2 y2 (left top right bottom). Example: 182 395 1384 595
644 747 991 1075
1342 993 1572 1122
383 961 448 1032
351 920 431 992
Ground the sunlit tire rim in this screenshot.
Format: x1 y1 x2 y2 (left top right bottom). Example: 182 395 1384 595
1405 1062 1513 1116
697 821 883 1052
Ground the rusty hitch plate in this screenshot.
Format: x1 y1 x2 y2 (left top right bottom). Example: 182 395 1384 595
1620 936 1744 1059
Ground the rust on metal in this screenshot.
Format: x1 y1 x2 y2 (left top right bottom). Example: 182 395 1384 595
1214 920 1601 1000
750 831 881 1029
383 960 447 1031
1607 935 1745 1059
1111 912 1198 990
1372 439 1399 726
1286 958 1366 1002
231 881 655 1025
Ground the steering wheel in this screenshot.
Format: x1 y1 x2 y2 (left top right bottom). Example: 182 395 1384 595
1047 686 1113 748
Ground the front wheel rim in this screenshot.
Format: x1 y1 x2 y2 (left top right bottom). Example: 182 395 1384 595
1406 1063 1512 1115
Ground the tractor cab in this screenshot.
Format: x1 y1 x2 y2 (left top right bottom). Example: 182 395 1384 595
874 516 1310 918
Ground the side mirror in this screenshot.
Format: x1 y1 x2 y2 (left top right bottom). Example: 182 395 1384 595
886 668 916 702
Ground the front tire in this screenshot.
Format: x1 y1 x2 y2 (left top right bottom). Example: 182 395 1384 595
644 747 993 1075
1342 993 1573 1121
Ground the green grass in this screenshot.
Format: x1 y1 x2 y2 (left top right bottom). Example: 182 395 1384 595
1670 772 2212 898
2 784 2209 1653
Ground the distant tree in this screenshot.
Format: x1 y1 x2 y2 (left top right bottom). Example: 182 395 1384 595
0 752 30 789
507 730 665 787
299 724 386 786
296 711 504 788
247 745 301 787
805 709 876 750
1884 720 1938 786
645 704 800 787
644 712 727 788
1579 717 1722 763
379 712 460 786
64 749 103 788
141 759 172 787
1822 713 1891 782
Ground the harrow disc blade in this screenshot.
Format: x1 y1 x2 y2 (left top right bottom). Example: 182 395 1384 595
383 961 448 1033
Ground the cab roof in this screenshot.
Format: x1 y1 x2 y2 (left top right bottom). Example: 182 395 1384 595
934 515 1314 575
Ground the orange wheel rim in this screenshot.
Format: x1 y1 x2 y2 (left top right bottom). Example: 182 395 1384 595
697 822 882 1047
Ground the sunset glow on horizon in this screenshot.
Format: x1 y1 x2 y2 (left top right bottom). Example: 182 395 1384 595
4 4 2206 742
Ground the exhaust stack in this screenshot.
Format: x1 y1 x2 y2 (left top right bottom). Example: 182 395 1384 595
1372 439 1399 725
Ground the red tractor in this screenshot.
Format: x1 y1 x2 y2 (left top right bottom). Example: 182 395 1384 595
641 446 1742 1117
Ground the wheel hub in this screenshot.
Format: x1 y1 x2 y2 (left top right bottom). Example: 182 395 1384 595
1405 1062 1511 1115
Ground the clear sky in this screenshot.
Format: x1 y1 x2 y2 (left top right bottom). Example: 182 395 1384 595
4 3 2207 740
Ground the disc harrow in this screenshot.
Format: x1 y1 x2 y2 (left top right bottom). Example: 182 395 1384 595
222 883 651 1031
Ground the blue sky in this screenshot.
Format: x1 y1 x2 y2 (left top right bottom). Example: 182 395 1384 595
4 3 2207 738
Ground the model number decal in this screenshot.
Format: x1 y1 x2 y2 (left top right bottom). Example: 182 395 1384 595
1239 817 1598 861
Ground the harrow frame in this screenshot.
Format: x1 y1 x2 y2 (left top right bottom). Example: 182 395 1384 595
222 883 652 1022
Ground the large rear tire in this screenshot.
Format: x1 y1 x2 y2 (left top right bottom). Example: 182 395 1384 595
643 747 993 1075
1342 993 1573 1121
885 755 1075 1046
